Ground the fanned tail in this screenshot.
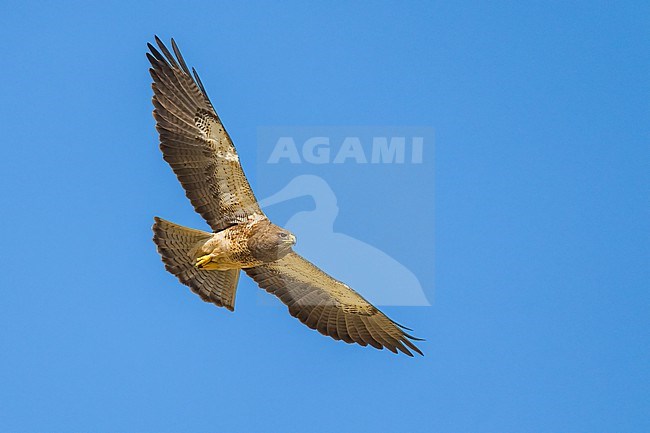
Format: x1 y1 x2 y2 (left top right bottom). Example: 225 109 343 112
152 217 240 311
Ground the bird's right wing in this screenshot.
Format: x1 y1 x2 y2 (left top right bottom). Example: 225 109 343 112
147 37 263 231
245 252 423 356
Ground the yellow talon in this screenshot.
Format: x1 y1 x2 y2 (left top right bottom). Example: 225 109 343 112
195 255 212 269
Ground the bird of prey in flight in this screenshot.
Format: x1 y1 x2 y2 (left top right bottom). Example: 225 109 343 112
148 37 423 356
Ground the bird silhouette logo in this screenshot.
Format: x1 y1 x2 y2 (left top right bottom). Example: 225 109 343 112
259 174 430 306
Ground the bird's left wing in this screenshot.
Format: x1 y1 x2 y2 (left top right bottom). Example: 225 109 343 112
245 252 423 356
147 37 263 231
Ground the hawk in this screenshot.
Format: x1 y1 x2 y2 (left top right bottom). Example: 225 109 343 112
148 37 423 356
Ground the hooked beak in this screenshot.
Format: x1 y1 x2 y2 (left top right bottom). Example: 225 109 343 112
286 234 297 245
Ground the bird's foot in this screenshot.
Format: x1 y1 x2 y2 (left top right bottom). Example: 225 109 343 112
195 255 212 269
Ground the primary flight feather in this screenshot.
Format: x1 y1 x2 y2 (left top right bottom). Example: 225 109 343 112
148 36 423 356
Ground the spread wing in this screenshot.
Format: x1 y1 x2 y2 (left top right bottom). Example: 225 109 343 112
147 37 262 231
245 252 423 356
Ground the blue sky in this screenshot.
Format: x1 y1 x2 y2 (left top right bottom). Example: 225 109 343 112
1 1 648 432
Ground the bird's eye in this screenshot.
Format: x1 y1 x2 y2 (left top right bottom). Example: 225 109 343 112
279 233 287 238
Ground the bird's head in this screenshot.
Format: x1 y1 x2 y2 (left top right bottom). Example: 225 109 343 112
248 221 296 262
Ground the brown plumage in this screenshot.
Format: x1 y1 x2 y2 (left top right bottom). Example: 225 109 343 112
149 36 423 356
